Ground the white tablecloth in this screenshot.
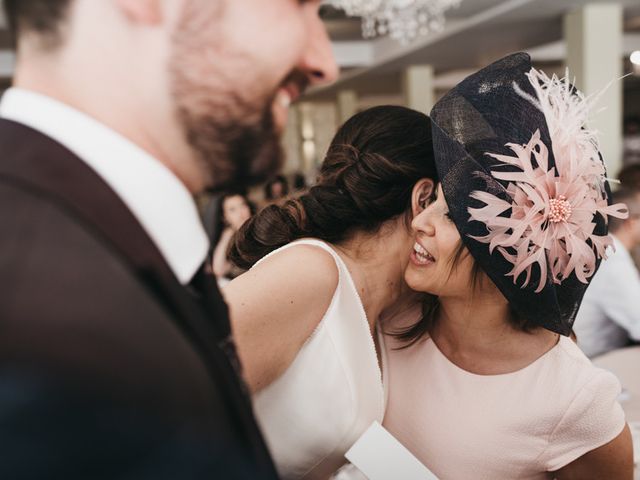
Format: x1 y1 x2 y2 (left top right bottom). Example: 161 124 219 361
593 346 640 479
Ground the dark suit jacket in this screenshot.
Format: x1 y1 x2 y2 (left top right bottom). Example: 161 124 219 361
0 119 278 479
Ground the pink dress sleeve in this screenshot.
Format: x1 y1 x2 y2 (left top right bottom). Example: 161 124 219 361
539 370 626 472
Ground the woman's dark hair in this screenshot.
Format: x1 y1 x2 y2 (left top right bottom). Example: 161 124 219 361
230 105 437 269
619 163 640 192
292 173 307 191
264 175 290 200
4 0 71 46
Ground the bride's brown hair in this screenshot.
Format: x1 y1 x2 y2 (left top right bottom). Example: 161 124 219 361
229 105 437 269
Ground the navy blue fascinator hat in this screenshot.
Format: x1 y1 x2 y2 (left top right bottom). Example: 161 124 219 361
430 52 627 335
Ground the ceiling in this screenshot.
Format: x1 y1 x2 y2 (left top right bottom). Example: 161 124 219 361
1 0 639 89
321 0 507 41
312 0 640 99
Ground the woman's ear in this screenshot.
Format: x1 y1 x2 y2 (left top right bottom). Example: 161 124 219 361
411 178 435 217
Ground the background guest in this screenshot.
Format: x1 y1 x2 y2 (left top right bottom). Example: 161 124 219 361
212 191 254 282
263 174 289 205
618 162 640 268
619 162 640 190
575 188 640 358
623 117 640 166
292 172 307 192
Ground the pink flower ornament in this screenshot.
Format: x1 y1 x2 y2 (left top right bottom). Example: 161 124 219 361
468 69 628 293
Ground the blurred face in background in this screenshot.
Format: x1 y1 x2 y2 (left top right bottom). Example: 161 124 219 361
270 181 285 199
169 0 339 191
222 194 252 231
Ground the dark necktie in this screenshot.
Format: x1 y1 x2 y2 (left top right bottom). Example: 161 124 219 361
188 264 244 379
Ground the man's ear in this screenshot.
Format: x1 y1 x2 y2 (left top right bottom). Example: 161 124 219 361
411 178 435 217
115 0 163 25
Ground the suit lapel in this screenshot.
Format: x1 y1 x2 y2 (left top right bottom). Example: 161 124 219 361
0 119 221 347
0 119 276 474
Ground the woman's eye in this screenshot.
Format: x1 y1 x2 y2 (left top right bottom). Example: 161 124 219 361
444 212 453 220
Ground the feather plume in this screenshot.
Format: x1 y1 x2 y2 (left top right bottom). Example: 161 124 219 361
468 68 628 292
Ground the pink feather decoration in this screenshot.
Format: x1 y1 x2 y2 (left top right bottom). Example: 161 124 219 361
468 68 628 293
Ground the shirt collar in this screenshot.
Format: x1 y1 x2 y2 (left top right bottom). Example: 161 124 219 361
0 87 209 284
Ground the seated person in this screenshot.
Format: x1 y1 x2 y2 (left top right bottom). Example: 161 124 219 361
575 188 640 357
619 163 640 267
211 190 253 282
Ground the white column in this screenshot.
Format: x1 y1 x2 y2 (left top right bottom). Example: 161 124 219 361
564 4 623 176
282 104 301 174
311 102 339 167
0 50 14 78
403 65 434 115
337 90 358 125
298 102 317 172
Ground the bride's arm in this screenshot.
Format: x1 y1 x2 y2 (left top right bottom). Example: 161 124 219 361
222 245 338 394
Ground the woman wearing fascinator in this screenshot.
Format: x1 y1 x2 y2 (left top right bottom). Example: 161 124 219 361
382 53 633 479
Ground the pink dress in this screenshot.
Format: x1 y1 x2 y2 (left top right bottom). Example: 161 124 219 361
382 310 626 480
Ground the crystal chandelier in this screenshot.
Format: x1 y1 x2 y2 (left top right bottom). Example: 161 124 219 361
323 0 461 44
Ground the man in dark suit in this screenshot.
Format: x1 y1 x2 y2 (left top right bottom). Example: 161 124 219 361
0 0 338 478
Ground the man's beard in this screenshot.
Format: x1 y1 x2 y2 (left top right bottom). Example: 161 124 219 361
169 6 284 192
173 84 284 192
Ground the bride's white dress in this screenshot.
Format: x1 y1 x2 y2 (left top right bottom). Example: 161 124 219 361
252 239 388 479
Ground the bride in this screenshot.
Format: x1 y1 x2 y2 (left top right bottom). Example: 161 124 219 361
223 105 437 479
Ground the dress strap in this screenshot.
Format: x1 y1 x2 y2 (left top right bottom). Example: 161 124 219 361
252 238 348 275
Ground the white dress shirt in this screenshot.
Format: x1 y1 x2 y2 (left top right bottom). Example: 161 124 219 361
574 235 640 358
0 87 208 284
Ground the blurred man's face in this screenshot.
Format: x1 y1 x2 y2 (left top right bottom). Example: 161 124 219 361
169 0 338 191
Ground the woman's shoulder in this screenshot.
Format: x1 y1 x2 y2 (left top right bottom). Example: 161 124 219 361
551 336 610 377
250 238 340 293
537 336 621 397
540 340 621 428
224 240 342 392
226 239 341 340
536 339 625 471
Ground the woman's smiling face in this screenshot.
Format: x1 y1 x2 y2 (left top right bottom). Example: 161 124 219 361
406 184 476 298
